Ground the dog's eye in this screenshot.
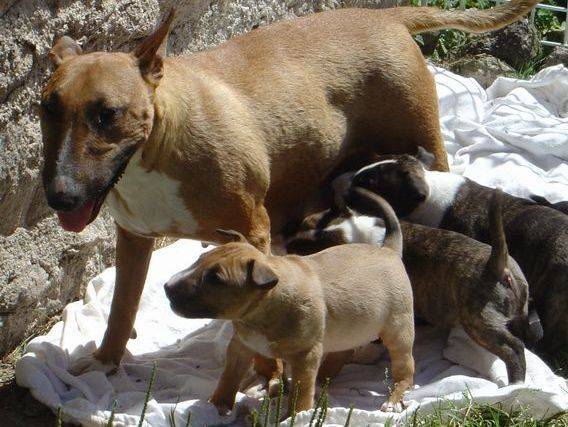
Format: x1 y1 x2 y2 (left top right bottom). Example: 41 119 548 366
204 269 223 286
96 107 119 128
41 97 58 115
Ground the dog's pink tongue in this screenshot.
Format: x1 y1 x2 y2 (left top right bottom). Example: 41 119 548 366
56 201 95 232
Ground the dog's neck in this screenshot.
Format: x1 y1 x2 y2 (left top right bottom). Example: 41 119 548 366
405 170 465 227
140 62 204 169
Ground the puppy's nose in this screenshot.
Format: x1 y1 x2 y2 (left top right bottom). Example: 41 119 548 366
46 175 82 211
164 280 184 301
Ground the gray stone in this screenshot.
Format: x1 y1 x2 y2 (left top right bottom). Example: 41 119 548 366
446 54 516 89
543 46 568 68
464 19 541 69
0 0 403 356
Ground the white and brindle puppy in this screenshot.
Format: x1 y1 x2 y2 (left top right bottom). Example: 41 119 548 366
164 211 415 414
348 153 568 352
287 187 532 385
40 1 539 379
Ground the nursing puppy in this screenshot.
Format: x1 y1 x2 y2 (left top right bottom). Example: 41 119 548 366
164 218 415 414
350 154 568 352
530 195 568 215
287 188 531 384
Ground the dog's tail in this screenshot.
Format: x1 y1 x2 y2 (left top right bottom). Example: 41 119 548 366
487 189 535 344
392 0 539 35
487 189 509 279
346 187 403 256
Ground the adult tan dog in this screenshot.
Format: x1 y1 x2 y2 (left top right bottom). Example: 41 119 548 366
40 1 539 380
164 219 414 414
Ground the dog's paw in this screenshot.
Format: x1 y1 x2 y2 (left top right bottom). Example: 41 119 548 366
380 400 405 413
208 395 234 416
69 354 118 376
267 376 288 398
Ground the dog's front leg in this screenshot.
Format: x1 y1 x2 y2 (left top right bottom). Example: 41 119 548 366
289 344 323 413
95 224 155 366
210 334 254 415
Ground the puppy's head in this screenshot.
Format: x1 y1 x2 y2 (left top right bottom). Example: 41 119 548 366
285 209 355 256
41 11 174 232
350 154 430 217
164 230 279 319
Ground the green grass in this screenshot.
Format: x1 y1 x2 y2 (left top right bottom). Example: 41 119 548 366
50 353 568 426
410 0 564 78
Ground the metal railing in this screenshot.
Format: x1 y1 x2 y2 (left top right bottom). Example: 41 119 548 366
419 0 568 47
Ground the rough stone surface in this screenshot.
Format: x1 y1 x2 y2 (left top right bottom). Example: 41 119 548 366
464 19 541 68
543 46 568 68
0 0 402 356
446 54 516 89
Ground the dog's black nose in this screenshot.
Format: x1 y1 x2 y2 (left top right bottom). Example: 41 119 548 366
45 175 82 211
164 280 183 301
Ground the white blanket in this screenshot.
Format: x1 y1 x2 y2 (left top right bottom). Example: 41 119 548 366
16 66 568 426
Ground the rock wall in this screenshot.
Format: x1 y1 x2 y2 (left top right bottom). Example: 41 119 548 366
0 0 400 356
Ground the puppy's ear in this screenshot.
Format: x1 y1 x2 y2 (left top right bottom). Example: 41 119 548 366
50 36 82 67
246 259 279 289
416 146 436 170
132 8 175 86
217 229 248 243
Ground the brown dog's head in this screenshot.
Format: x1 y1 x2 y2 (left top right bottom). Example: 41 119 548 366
40 11 174 232
350 153 430 217
164 230 280 319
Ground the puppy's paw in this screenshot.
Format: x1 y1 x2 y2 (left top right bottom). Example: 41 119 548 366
69 354 118 376
267 376 288 398
380 400 405 413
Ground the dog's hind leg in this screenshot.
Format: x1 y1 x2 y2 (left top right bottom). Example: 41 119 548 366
380 316 415 412
464 323 526 385
317 349 355 382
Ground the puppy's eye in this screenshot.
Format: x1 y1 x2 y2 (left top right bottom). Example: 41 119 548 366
96 107 119 128
204 269 223 286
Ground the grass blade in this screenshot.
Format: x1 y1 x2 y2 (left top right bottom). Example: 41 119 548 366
274 380 284 425
184 408 192 427
262 396 271 427
290 381 300 427
138 361 158 427
55 406 63 427
106 399 118 427
344 403 354 427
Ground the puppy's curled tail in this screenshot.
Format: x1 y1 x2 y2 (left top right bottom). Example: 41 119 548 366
392 0 539 35
346 187 403 256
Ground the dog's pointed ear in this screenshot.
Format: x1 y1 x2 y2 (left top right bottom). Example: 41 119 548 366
50 36 83 67
132 8 175 86
246 259 279 289
217 229 248 243
415 146 436 170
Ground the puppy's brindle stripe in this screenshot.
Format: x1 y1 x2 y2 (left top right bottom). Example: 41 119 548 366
287 187 532 384
40 0 540 381
351 153 568 352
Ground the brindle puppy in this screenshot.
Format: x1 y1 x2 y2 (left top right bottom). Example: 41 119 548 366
287 187 532 384
530 195 568 216
348 153 568 352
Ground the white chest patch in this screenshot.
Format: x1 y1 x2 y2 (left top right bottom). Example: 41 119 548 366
406 171 466 227
238 331 274 358
105 150 198 236
328 215 386 245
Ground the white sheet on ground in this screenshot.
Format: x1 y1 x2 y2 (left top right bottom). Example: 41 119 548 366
16 66 568 426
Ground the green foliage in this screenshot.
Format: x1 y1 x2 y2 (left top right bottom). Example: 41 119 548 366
534 0 564 36
138 361 158 427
